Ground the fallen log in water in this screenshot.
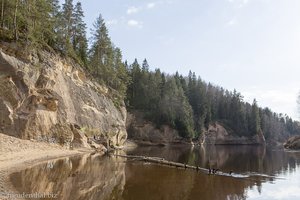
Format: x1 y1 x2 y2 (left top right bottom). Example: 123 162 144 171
115 154 212 174
113 154 283 181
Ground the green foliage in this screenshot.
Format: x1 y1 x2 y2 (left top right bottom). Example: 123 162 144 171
126 61 300 139
126 60 195 138
72 2 88 66
1 0 298 141
89 15 130 98
250 99 261 135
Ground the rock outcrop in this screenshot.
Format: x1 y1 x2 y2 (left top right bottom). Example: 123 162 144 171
126 112 192 145
284 136 300 150
0 44 127 148
200 122 266 145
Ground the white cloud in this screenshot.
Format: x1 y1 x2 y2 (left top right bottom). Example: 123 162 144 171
127 6 140 15
106 19 118 26
147 2 156 9
226 18 238 26
227 0 250 7
127 20 143 28
126 1 174 15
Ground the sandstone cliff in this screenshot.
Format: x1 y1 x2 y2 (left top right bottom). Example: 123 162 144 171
0 44 127 148
126 112 192 145
127 112 266 145
284 136 300 150
200 122 266 145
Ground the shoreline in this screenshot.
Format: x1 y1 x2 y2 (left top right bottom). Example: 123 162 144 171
0 133 94 200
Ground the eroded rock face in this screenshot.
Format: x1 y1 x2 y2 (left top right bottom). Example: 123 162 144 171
200 123 266 145
0 48 127 148
126 112 191 145
284 136 300 150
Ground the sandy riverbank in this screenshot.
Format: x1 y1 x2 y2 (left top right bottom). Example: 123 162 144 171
0 133 94 200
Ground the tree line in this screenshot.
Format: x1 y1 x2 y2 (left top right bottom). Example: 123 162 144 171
126 60 300 139
1 0 299 140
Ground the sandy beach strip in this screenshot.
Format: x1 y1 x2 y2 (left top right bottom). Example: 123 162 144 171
0 133 93 200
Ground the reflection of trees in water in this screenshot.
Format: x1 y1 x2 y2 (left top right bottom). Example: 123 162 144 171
197 145 267 173
128 145 284 174
10 147 300 200
123 160 251 200
196 146 300 176
10 154 126 200
125 145 300 200
127 145 300 176
124 163 196 200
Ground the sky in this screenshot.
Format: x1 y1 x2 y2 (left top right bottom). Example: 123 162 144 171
63 0 300 120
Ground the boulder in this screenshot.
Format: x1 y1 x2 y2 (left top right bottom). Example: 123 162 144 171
90 141 107 152
70 124 90 148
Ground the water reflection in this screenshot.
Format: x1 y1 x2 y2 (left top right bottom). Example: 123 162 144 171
10 146 300 200
11 153 126 200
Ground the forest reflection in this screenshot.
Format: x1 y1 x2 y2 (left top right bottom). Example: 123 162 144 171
11 145 300 200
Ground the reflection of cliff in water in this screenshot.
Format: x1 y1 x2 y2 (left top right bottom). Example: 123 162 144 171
9 146 300 200
10 153 126 200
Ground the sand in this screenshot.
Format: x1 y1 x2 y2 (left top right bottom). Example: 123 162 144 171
0 133 93 200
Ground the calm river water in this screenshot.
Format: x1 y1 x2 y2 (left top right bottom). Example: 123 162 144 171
10 145 300 200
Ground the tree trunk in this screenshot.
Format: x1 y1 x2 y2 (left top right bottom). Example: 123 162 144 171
13 0 18 40
114 154 279 180
1 0 4 28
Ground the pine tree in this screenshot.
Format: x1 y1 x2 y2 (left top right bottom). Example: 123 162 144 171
159 77 194 138
89 14 114 85
34 0 56 46
72 2 88 65
48 0 62 50
142 59 149 72
62 0 75 55
250 99 261 135
113 47 130 97
126 59 142 108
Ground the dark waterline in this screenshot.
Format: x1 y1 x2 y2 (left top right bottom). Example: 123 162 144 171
10 145 300 200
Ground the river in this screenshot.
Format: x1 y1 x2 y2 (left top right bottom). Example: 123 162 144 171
10 145 300 200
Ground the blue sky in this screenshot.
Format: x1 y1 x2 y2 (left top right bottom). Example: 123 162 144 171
63 0 300 120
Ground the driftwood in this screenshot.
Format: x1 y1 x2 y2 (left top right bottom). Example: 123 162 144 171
115 154 220 174
113 154 282 181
